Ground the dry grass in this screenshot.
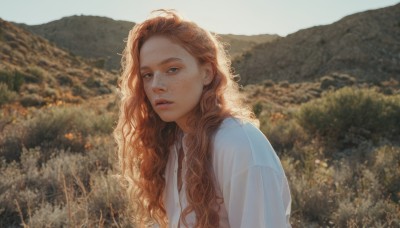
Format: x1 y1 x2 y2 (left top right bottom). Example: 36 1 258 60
1 83 399 227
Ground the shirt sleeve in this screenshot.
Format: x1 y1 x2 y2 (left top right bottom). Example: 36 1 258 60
222 165 291 228
212 118 292 227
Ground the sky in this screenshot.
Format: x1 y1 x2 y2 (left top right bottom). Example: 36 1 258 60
0 0 399 36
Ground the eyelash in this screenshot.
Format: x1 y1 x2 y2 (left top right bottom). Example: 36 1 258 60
167 67 179 74
142 73 152 79
141 67 180 78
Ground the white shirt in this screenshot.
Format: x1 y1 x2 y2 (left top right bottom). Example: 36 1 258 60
163 118 292 228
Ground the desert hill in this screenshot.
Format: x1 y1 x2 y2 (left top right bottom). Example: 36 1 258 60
0 18 116 106
19 15 134 71
219 33 279 59
20 15 278 70
232 3 400 85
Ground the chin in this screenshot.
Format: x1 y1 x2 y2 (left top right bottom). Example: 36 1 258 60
157 114 177 123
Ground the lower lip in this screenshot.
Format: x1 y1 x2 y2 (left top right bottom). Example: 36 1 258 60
156 102 173 110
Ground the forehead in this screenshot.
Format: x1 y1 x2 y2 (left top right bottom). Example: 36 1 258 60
139 36 195 67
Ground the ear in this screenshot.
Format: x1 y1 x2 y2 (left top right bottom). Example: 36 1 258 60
202 63 214 85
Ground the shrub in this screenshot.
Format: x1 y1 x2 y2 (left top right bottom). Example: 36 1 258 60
279 80 290 88
263 79 274 87
3 145 129 227
25 66 46 84
22 106 115 155
84 76 103 88
72 84 91 98
336 197 399 227
57 74 74 86
261 117 307 153
296 87 400 147
0 83 17 106
0 135 23 162
28 203 69 227
252 102 263 118
88 58 106 69
87 173 128 226
24 83 41 94
320 74 356 90
19 94 45 107
370 145 400 202
0 70 24 92
91 113 116 135
43 87 60 100
284 154 337 226
40 151 93 203
23 107 90 153
330 144 400 227
0 156 41 227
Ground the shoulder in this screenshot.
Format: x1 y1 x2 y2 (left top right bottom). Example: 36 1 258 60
212 117 285 179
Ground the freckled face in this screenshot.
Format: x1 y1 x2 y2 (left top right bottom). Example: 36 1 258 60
139 36 211 132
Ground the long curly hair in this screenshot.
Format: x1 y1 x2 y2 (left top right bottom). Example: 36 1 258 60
114 10 256 227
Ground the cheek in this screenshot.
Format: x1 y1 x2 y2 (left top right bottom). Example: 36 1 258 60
178 78 203 96
142 83 152 98
182 81 204 104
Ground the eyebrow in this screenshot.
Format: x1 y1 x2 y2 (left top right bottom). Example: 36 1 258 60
140 57 183 71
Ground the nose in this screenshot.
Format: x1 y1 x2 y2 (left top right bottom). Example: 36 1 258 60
151 71 166 93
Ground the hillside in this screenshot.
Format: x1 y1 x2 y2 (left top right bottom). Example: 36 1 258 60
219 34 279 59
0 18 116 106
1 7 400 228
20 15 278 70
19 15 134 71
232 3 400 85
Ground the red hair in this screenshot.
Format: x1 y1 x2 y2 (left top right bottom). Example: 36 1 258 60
114 10 256 227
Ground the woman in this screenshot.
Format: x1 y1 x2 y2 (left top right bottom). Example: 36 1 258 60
114 10 291 228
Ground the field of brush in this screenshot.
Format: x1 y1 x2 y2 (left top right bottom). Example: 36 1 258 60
1 74 400 227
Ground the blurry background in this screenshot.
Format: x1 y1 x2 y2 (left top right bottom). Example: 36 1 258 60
1 0 399 35
0 1 399 227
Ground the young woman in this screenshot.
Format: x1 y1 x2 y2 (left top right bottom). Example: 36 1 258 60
114 10 291 228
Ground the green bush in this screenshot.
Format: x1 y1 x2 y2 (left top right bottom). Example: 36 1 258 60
370 145 400 202
25 66 46 83
84 76 103 88
57 74 74 86
0 70 24 92
263 79 274 87
0 135 23 162
252 102 263 118
296 87 400 147
88 58 106 69
23 107 90 153
279 80 290 88
72 84 91 98
0 83 17 106
23 106 115 154
261 117 307 153
19 94 45 107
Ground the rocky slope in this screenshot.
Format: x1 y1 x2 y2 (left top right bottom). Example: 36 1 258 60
0 18 116 106
232 3 400 85
20 15 278 70
19 16 134 71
